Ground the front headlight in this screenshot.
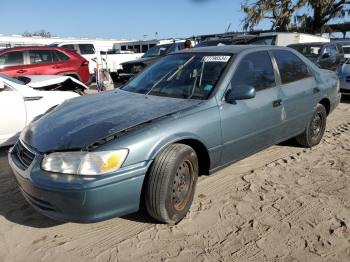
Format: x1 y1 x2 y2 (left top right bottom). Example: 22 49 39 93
42 149 128 176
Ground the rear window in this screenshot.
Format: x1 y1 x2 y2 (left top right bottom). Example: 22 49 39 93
62 44 75 51
289 45 321 58
0 51 24 67
54 50 70 61
273 50 311 84
29 50 54 64
79 44 95 55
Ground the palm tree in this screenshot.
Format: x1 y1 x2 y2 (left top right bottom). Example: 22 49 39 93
242 0 307 32
298 0 350 34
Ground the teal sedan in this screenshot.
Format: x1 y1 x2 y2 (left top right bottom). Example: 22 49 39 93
8 45 341 224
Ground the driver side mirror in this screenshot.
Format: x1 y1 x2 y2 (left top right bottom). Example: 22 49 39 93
225 85 256 104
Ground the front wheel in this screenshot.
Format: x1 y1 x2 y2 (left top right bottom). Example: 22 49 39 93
145 144 198 224
295 103 327 148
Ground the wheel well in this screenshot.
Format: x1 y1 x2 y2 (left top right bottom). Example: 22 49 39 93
176 139 210 176
319 98 331 115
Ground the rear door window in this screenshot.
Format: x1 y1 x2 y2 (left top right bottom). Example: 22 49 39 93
231 51 276 91
79 44 95 55
29 50 54 64
0 51 24 67
54 50 70 61
272 50 311 84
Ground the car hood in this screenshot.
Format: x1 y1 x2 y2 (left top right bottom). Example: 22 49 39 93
121 56 157 66
21 90 202 153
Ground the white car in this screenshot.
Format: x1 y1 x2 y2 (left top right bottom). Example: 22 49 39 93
0 74 79 147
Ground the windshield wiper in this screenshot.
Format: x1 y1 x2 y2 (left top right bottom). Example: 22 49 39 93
167 56 195 82
146 56 195 96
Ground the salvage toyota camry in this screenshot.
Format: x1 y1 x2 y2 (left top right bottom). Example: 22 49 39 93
8 46 341 224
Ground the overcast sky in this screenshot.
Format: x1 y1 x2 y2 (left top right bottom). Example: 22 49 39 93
0 0 267 39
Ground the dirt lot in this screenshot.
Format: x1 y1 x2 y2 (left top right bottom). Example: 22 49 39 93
1 99 350 262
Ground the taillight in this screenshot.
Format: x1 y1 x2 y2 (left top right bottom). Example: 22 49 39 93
81 60 89 67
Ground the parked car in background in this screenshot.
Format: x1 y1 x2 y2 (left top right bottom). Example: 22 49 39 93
0 46 90 84
52 42 143 79
288 42 343 71
339 59 350 95
0 73 79 147
247 32 330 46
8 45 340 224
195 35 256 48
117 41 186 82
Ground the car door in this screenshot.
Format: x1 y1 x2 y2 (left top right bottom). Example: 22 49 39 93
219 51 284 165
271 50 320 138
0 81 26 145
26 49 61 75
0 50 27 77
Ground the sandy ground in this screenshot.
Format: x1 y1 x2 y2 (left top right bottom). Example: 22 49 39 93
0 99 350 262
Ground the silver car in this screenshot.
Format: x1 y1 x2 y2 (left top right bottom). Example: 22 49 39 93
8 46 341 224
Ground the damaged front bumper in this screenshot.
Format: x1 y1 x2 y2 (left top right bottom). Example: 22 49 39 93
8 143 150 223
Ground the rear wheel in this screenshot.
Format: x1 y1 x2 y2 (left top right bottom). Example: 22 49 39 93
295 103 327 148
145 144 198 224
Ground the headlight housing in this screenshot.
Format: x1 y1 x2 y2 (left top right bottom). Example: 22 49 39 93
42 149 128 176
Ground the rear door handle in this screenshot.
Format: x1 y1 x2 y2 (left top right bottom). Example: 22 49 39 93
52 65 61 69
16 69 26 73
272 99 282 108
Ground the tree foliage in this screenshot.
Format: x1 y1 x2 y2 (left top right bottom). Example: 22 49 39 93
242 0 307 32
22 30 52 38
298 0 350 33
242 0 350 33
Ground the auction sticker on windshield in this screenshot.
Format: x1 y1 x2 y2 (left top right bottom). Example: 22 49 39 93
202 56 230 63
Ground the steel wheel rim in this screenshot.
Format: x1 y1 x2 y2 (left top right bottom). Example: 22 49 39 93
171 160 194 211
311 112 323 139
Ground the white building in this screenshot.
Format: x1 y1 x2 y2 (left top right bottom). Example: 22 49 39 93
0 34 136 51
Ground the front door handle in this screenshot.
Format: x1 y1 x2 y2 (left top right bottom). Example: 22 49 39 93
313 87 320 94
272 99 282 108
16 69 26 73
52 65 61 69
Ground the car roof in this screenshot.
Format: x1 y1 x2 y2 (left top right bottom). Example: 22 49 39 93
289 42 329 47
0 45 70 53
179 45 287 54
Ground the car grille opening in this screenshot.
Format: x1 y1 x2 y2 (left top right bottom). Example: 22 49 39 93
14 141 36 169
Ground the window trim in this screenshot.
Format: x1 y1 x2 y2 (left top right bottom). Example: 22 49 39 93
270 49 314 86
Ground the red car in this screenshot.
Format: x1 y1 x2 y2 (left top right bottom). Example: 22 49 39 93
0 46 90 84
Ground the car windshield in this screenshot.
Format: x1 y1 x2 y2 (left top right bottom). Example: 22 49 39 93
122 53 231 100
0 73 25 85
290 45 321 58
142 44 171 58
248 36 276 45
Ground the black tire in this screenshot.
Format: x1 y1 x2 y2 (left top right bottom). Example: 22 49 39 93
145 144 198 224
295 103 327 148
